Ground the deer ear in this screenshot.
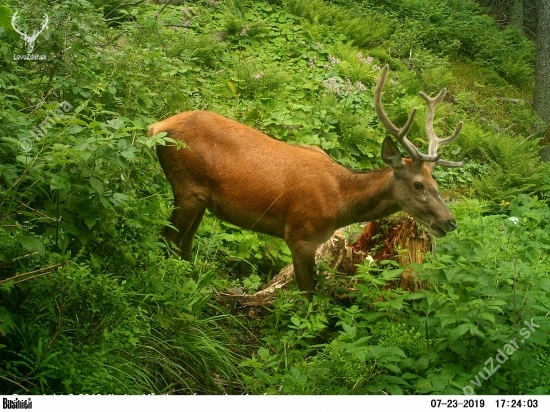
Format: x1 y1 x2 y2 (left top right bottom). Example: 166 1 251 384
381 136 403 169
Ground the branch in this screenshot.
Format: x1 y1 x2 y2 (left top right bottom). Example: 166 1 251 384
0 371 30 393
12 272 56 285
497 97 532 105
11 252 39 262
159 0 175 15
9 153 41 191
18 201 60 222
104 0 146 19
0 262 69 285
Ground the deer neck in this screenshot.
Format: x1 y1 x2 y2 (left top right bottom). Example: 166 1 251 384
337 166 401 227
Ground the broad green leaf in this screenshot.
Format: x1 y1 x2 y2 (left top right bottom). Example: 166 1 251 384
341 322 356 338
84 217 97 230
449 324 470 340
90 177 104 195
19 235 45 255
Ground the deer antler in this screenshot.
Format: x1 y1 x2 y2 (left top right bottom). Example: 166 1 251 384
11 12 22 36
418 89 467 168
374 65 440 164
37 14 49 37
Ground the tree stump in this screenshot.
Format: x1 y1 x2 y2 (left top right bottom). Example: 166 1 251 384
222 213 432 308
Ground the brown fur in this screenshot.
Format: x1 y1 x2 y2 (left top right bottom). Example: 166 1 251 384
149 111 457 295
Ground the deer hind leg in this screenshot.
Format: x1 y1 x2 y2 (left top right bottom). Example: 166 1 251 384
286 239 318 299
162 195 206 261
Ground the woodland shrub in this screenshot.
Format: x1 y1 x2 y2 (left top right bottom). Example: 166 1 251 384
241 196 550 394
331 0 534 87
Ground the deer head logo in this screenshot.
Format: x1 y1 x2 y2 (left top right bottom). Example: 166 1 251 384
11 11 49 54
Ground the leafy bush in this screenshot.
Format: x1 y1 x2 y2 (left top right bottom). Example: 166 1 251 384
345 0 535 87
468 133 550 207
1 256 246 394
241 196 550 395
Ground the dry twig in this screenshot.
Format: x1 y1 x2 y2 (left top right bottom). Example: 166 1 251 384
0 262 69 286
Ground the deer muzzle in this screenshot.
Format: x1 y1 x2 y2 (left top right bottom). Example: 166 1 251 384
429 218 457 237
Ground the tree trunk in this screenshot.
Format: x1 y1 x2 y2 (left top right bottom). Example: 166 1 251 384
534 0 550 122
510 0 524 31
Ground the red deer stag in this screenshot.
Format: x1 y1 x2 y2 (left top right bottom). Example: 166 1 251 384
148 65 466 294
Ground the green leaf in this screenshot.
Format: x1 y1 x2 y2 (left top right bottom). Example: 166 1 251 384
0 306 15 335
407 292 426 300
480 312 495 323
383 375 409 385
90 177 104 195
341 322 357 338
152 279 164 293
468 324 485 339
385 383 403 395
432 378 448 392
257 347 270 359
155 313 172 329
111 192 129 207
384 363 402 374
0 5 14 31
68 125 84 135
19 235 45 255
227 80 237 95
16 155 33 165
84 217 97 230
449 324 470 340
381 346 407 358
99 196 113 210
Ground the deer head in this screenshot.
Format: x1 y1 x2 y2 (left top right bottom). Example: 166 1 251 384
11 11 49 54
375 64 467 237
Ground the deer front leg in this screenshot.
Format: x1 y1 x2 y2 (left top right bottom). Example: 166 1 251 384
162 194 206 260
286 239 318 299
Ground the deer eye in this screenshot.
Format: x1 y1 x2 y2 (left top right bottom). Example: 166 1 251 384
414 182 424 190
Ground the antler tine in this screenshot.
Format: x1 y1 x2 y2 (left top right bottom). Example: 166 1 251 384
437 158 468 168
374 65 416 139
375 65 440 164
11 12 25 37
36 14 49 38
419 90 467 168
28 14 48 41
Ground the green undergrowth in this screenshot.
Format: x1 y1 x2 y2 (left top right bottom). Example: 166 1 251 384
241 196 550 394
1 253 247 394
1 0 548 394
